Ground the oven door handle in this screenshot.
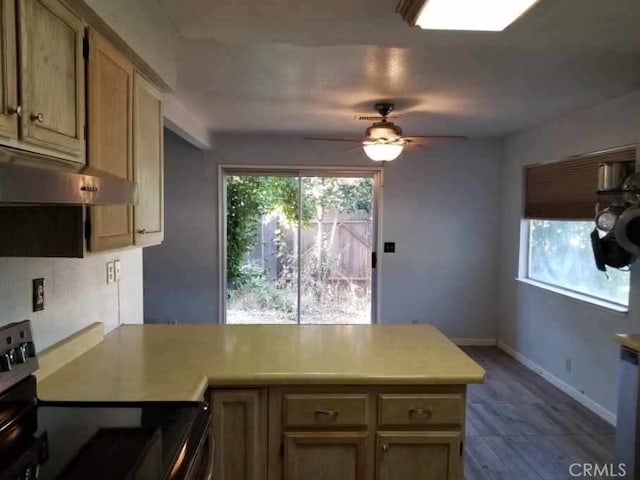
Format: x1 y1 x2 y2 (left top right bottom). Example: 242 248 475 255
203 427 214 480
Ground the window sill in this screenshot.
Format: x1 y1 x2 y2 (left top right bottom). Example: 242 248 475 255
515 278 629 316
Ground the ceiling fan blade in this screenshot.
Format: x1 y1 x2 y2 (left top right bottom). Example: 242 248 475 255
405 135 467 141
355 115 401 122
337 145 365 153
400 141 426 149
304 137 363 143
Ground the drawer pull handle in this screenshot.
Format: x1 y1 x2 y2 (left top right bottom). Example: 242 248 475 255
31 112 44 123
381 444 389 453
409 407 432 418
314 409 339 419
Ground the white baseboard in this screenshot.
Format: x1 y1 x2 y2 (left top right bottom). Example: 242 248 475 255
452 338 498 346
497 340 617 426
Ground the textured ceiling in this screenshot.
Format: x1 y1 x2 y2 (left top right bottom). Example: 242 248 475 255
159 0 640 137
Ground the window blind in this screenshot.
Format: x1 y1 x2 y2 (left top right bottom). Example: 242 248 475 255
524 146 636 220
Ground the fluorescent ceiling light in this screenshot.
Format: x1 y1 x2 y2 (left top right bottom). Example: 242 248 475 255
363 143 404 162
415 0 540 31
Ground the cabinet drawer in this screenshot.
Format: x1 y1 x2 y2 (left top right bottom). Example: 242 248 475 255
284 394 369 428
378 394 463 427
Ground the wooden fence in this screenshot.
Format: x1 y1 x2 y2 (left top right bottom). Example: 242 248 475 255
245 213 372 286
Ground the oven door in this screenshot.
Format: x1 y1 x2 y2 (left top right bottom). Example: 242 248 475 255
185 424 214 480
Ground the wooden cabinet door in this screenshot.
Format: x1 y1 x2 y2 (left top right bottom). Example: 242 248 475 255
376 432 461 480
87 29 133 252
285 432 368 480
18 0 85 161
0 0 17 140
133 72 164 246
211 390 267 480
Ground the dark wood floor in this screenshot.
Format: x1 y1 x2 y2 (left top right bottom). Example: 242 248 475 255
462 347 616 480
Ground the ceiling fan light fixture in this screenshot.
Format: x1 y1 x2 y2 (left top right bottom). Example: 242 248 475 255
363 143 404 162
397 0 540 31
366 123 403 140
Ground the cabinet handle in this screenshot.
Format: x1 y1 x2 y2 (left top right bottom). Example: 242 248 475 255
8 106 21 116
30 112 44 123
409 407 432 418
314 409 339 419
137 229 147 235
381 444 389 453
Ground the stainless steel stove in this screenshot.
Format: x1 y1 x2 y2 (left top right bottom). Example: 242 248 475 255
0 321 213 480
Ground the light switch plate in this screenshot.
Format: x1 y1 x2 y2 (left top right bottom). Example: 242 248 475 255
114 260 121 281
106 261 115 284
32 278 45 312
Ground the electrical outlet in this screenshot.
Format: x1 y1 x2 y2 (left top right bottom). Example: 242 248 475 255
114 260 121 281
32 278 45 312
106 261 115 284
384 242 396 253
565 357 572 372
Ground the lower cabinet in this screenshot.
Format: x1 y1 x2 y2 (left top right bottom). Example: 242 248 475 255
210 389 268 480
284 432 368 480
376 432 461 480
209 386 465 480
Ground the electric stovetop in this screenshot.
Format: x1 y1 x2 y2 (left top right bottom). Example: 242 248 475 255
0 321 212 480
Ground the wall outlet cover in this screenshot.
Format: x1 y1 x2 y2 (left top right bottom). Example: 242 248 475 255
106 261 115 284
114 260 121 281
32 278 45 312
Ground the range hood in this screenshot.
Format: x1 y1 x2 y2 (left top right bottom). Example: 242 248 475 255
0 150 137 205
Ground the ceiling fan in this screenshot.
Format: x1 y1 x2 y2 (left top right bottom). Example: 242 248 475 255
305 103 466 161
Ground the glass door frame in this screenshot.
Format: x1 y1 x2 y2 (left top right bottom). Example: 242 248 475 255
218 165 383 325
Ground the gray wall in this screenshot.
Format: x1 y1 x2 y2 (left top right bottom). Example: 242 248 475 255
0 248 143 350
143 130 216 324
498 89 640 415
145 130 503 339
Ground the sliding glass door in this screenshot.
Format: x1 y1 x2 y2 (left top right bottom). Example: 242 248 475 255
222 170 378 325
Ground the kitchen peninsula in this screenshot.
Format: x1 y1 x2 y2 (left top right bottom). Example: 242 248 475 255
38 324 484 480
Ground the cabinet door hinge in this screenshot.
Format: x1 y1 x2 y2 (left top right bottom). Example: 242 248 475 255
460 441 464 457
371 251 377 269
82 36 89 60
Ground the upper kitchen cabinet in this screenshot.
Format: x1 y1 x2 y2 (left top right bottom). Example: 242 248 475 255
133 71 164 246
17 0 85 163
87 28 133 252
0 0 18 140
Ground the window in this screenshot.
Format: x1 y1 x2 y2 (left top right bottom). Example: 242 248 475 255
527 220 630 307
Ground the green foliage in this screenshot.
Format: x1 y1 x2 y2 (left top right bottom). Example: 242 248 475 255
226 176 265 285
229 263 295 312
227 176 304 286
226 175 373 286
529 220 630 305
338 179 373 214
301 178 373 219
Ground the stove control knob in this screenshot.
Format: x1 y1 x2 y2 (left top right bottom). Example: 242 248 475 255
25 341 36 358
22 466 32 480
16 345 27 364
0 353 11 372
